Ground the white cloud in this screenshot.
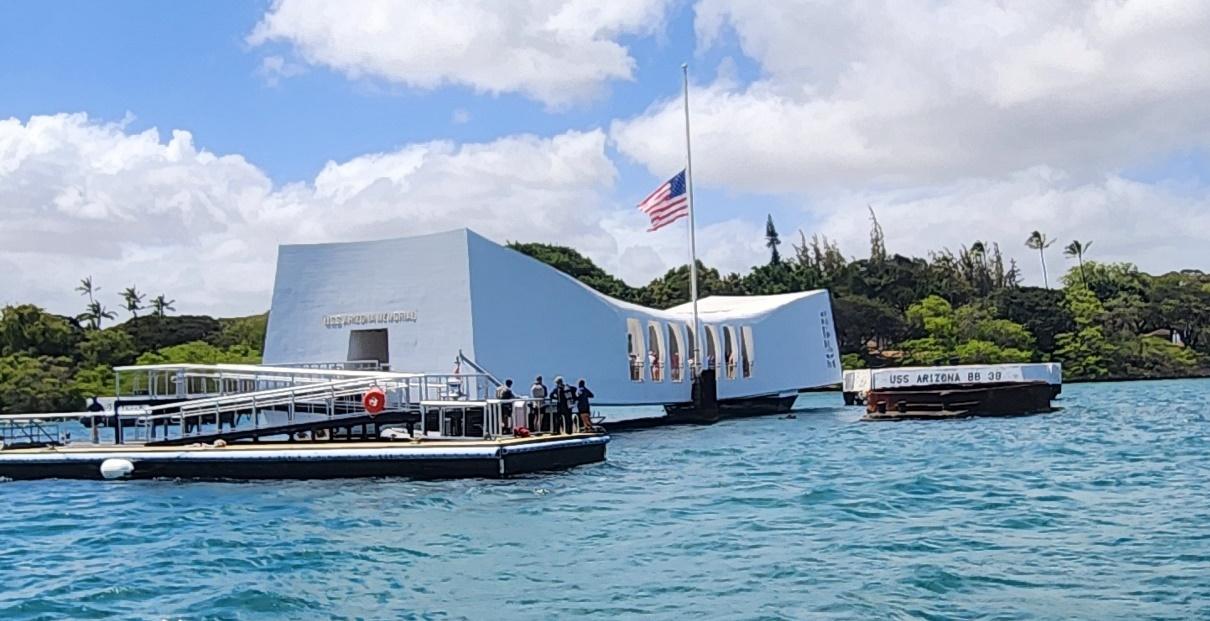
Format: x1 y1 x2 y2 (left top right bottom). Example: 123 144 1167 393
10 1 1210 321
257 55 305 86
614 0 1210 189
609 0 1210 285
248 0 673 106
601 209 767 283
810 167 1210 286
0 113 650 317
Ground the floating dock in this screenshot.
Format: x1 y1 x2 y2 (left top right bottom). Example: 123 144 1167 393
0 435 607 481
0 362 608 480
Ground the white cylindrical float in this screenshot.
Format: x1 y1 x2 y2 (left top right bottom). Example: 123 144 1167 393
99 458 135 480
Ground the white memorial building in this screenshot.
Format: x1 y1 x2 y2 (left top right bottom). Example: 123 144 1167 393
263 229 841 418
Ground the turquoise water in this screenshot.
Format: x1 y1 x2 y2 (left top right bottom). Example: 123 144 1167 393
2 379 1209 620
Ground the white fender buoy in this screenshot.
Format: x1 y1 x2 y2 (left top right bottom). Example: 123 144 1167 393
99 458 134 480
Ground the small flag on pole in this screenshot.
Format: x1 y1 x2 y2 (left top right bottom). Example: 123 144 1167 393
637 170 689 231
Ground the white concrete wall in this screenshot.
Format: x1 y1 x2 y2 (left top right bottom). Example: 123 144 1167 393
263 228 842 406
708 290 841 400
263 230 475 372
466 231 693 405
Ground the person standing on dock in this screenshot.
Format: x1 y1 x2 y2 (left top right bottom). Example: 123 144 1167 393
86 396 105 444
496 379 516 432
575 379 594 433
551 376 574 435
529 376 548 432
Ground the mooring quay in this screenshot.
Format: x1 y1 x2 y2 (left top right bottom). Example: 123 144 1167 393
0 362 608 481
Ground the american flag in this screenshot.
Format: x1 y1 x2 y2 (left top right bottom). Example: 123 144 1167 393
637 170 688 231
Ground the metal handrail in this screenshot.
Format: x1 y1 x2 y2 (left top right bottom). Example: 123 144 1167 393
117 366 492 412
0 419 61 446
0 360 513 446
0 411 97 421
140 377 386 416
112 364 433 401
457 350 502 388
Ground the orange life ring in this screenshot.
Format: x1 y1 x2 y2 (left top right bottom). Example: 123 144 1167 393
363 387 386 415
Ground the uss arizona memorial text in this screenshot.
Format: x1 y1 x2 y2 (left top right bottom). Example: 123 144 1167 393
322 311 418 328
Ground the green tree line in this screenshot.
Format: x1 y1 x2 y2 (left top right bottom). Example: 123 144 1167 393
512 213 1209 381
0 280 266 413
2 219 1205 414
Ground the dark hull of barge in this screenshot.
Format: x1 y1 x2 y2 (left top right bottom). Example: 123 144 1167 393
0 434 608 481
660 394 798 425
863 382 1055 421
654 369 799 425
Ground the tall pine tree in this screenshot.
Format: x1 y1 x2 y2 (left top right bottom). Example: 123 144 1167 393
765 214 781 265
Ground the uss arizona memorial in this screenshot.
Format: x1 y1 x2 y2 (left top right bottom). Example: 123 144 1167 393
0 228 840 479
263 229 842 422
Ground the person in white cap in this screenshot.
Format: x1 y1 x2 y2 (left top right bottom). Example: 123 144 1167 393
529 375 548 432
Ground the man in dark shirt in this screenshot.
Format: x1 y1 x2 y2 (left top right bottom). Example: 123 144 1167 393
495 379 516 432
551 376 574 435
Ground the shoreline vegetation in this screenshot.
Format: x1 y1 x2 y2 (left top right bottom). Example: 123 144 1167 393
507 214 1209 388
2 214 1207 413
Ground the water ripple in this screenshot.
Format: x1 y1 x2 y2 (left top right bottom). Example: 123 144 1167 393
1 379 1209 619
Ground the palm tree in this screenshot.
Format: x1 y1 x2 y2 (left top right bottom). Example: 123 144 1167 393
76 275 99 303
1025 231 1057 289
79 300 117 330
150 295 176 317
121 286 145 318
1064 240 1092 287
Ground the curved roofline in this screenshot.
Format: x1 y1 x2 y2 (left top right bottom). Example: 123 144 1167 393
667 290 830 319
278 228 469 251
278 227 832 321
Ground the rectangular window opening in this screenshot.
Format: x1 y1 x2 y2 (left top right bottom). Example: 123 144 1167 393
627 318 645 382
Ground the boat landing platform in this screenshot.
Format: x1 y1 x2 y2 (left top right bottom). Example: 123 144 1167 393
0 433 608 481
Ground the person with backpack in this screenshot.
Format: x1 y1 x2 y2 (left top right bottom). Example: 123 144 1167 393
529 376 548 432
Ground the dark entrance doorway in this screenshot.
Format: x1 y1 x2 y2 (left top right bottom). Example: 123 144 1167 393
348 329 389 367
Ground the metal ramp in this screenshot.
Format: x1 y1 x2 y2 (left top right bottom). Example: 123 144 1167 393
0 359 515 450
110 362 499 446
113 363 424 407
128 377 387 445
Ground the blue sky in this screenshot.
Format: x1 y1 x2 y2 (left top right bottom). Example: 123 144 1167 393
2 1 1209 316
0 1 769 213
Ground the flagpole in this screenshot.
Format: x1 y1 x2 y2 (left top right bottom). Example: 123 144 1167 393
682 63 701 376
